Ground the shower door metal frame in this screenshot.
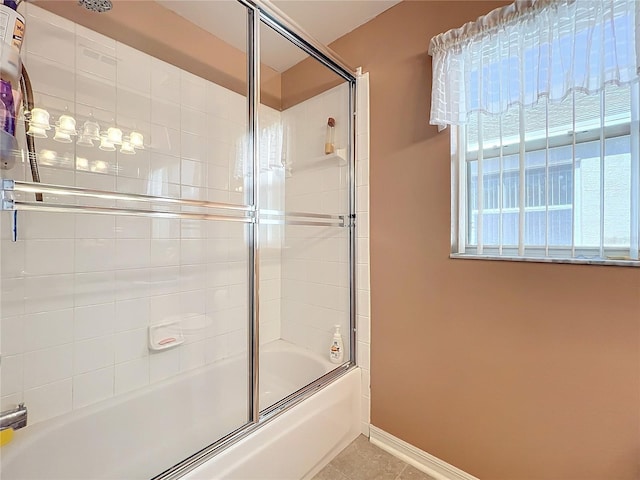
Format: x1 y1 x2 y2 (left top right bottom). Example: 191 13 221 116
247 3 261 430
151 2 358 479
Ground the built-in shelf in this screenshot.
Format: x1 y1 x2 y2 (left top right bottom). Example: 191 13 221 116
317 148 347 165
290 148 348 174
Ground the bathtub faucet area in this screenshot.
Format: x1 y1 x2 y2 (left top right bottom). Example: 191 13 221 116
0 403 27 431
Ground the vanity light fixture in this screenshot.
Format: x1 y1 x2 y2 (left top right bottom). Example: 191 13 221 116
27 124 48 138
92 160 108 173
39 149 57 164
26 107 51 138
76 156 89 170
99 134 116 152
129 131 144 149
76 135 94 147
106 127 123 145
53 126 72 143
81 120 101 141
52 112 78 143
57 114 77 135
26 107 144 154
120 137 136 155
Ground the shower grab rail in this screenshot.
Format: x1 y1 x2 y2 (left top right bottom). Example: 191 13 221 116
0 180 350 240
1 180 253 212
0 180 254 241
259 209 346 227
6 201 254 223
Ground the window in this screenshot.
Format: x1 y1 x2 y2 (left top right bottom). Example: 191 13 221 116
429 0 640 264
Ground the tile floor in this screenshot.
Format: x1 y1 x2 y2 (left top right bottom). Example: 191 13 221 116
313 435 436 480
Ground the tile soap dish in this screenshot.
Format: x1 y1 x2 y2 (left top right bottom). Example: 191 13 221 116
149 321 184 351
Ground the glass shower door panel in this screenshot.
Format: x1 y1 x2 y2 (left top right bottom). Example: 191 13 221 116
0 212 252 479
258 20 352 411
0 1 253 479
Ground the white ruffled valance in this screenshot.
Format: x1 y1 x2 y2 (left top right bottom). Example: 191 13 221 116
429 0 640 129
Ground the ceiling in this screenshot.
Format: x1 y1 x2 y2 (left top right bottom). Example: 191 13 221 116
158 0 400 72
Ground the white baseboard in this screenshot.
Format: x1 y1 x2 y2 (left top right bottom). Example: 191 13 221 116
369 426 479 480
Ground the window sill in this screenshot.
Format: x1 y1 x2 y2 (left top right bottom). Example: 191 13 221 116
450 253 640 268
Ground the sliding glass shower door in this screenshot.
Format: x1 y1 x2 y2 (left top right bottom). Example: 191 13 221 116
0 2 254 478
257 20 353 412
0 1 356 479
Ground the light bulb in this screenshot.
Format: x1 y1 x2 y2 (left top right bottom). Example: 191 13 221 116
76 156 89 170
53 126 72 143
129 131 144 149
29 108 51 129
99 134 116 152
119 139 136 155
92 160 108 173
57 114 77 135
39 149 57 165
27 124 48 138
107 127 123 145
82 120 100 141
76 135 94 147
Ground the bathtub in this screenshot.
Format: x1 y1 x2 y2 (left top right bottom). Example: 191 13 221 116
0 340 361 480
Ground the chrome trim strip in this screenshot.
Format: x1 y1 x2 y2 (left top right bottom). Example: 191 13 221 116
349 79 357 364
252 2 356 81
4 180 253 212
248 4 261 427
235 0 356 78
259 209 345 220
258 0 356 75
3 201 254 223
259 363 351 419
258 219 345 227
150 422 254 480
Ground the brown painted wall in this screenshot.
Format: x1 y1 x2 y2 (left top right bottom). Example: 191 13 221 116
284 1 640 479
34 0 282 109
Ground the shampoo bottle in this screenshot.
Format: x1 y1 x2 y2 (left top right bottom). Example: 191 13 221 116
329 325 344 364
324 117 335 154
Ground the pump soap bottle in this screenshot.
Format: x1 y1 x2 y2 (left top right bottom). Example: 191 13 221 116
329 325 344 364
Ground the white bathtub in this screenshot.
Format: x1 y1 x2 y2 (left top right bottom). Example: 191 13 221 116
0 340 361 480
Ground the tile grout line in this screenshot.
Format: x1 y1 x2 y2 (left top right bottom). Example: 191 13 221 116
394 463 409 480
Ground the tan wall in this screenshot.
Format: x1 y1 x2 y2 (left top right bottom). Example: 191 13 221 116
284 1 640 479
281 59 344 110
34 0 282 109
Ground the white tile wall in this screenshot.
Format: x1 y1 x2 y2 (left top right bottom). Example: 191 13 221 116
73 367 113 409
0 4 270 425
279 75 370 433
24 379 73 424
280 83 352 359
0 4 368 433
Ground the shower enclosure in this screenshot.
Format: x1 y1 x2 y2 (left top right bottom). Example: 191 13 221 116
0 1 358 478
